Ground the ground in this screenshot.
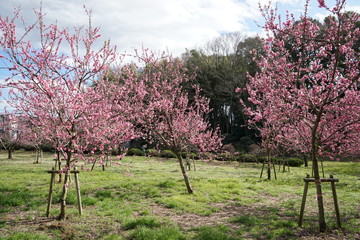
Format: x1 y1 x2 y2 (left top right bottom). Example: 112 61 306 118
0 150 359 239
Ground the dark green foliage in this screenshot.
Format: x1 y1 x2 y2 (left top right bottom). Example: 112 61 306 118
123 217 161 230
287 158 303 167
40 142 55 152
127 148 144 156
256 156 279 164
239 136 255 146
216 153 236 161
160 150 176 158
182 152 199 159
236 154 256 162
145 149 160 157
22 145 36 151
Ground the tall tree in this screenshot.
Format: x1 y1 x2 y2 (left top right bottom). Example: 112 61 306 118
246 0 359 231
182 34 263 143
122 50 222 194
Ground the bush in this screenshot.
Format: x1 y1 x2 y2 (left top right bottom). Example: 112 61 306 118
145 149 160 157
237 154 256 162
216 153 235 161
256 156 279 164
127 148 144 156
181 152 199 159
40 143 55 152
22 145 36 151
287 158 303 167
160 150 176 158
222 144 236 153
239 136 255 146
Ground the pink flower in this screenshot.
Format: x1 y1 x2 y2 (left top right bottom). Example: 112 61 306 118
318 0 325 8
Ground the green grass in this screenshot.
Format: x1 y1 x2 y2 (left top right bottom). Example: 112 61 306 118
0 150 359 239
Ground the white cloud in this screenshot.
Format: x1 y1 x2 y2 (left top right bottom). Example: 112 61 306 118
1 0 261 57
1 0 359 59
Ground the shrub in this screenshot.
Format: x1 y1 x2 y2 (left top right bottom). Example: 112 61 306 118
145 149 160 157
40 142 55 152
127 148 144 156
237 154 256 162
23 145 36 151
222 144 236 153
216 153 235 161
256 156 279 164
181 152 199 159
287 158 303 167
111 148 119 156
160 150 176 158
239 136 255 146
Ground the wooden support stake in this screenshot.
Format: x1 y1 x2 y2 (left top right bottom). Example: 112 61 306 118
46 167 56 217
330 175 341 228
299 174 341 228
74 167 83 215
299 174 310 227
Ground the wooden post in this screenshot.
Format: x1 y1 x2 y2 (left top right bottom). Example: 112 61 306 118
299 174 310 227
287 159 290 172
46 167 56 217
299 174 340 228
58 159 62 183
46 169 81 217
321 160 325 178
192 157 196 171
74 167 83 215
330 175 341 228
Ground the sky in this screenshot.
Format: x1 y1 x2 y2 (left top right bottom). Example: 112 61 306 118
0 0 359 57
0 0 360 111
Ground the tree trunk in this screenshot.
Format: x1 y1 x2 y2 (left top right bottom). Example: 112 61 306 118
266 149 271 180
311 142 326 232
176 153 193 194
58 151 72 220
303 153 308 167
58 170 69 220
8 149 12 159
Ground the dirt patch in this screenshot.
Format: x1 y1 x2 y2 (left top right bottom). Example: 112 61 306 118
150 201 256 230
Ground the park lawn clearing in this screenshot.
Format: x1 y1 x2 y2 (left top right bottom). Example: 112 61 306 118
0 150 359 239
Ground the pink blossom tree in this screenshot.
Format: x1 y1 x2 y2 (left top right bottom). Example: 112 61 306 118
0 7 125 220
0 113 24 159
122 51 222 194
245 0 359 231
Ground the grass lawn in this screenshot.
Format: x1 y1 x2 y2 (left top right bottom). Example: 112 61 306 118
0 150 359 239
